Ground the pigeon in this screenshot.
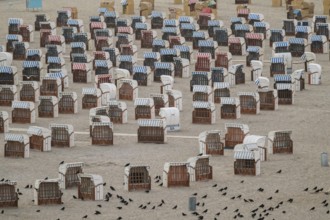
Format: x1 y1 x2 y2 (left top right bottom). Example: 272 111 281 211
103 183 106 186
161 199 165 204
82 215 88 219
172 205 177 209
1 210 4 214
95 211 101 215
259 204 265 208
158 183 163 186
244 199 248 203
60 207 65 211
192 193 198 196
304 188 309 191
222 192 227 196
276 170 282 174
59 161 64 165
248 199 254 203
182 212 187 216
129 198 133 202
287 198 293 203
282 211 286 214
213 184 217 187
257 188 264 192
117 207 122 210
237 195 242 198
152 206 155 210
313 186 318 190
142 206 147 209
197 153 203 156
110 186 115 191
18 192 23 195
234 209 239 213
240 180 244 183
36 210 40 213
223 207 228 210
97 204 102 208
202 209 208 213
202 194 207 199
44 177 48 180
327 210 330 214
215 212 220 216
117 217 122 220
322 200 327 204
275 189 279 193
231 196 236 200
158 203 163 207
267 197 272 200
310 207 315 211
145 190 150 193
191 211 199 216
24 184 29 189
124 163 130 167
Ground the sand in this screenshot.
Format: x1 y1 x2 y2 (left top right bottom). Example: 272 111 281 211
0 0 330 219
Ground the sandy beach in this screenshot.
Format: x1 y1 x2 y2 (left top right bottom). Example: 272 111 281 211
0 0 330 219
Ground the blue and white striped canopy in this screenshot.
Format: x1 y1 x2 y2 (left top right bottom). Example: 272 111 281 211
104 11 117 18
135 22 148 29
295 26 309 33
198 40 215 47
274 41 289 47
47 72 65 78
152 39 166 46
12 101 31 109
0 66 13 74
119 55 133 62
271 57 284 63
8 18 22 25
117 33 129 39
192 71 208 76
208 20 221 27
121 0 128 5
248 13 261 20
47 56 62 64
274 74 291 82
160 48 178 55
133 66 148 73
71 42 86 49
26 49 41 57
289 38 305 45
310 35 324 42
151 11 164 18
164 19 178 26
247 46 260 53
144 52 159 59
193 31 206 38
138 119 164 127
67 19 80 26
180 23 196 30
162 27 178 33
174 45 191 52
254 22 266 28
230 17 243 23
5 133 25 142
178 16 193 23
6 34 20 40
98 8 108 13
235 24 249 31
154 62 173 69
82 87 98 95
22 61 40 68
95 60 110 67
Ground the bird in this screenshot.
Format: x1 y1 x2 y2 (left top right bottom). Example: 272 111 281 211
155 179 160 183
275 189 279 193
158 183 163 186
282 211 286 214
24 184 29 189
172 205 177 209
240 180 244 183
267 197 272 200
36 210 40 213
152 206 155 210
117 207 122 210
237 195 242 198
251 208 258 213
222 192 227 196
197 153 203 156
145 190 150 193
191 211 199 216
322 200 327 204
215 212 220 216
59 161 64 165
251 213 256 218
97 204 102 208
313 186 318 190
324 203 329 207
60 207 65 211
110 186 115 191
248 199 254 203
234 209 239 213
327 210 330 214
259 204 265 208
202 194 207 199
117 217 122 220
182 212 187 216
276 170 282 174
82 215 88 219
192 193 198 196
304 188 309 191
161 199 165 204
257 188 264 192
142 206 147 209
287 198 293 203
158 203 163 207
103 182 106 186
223 187 228 190
95 211 101 215
1 210 4 214
18 192 23 195
212 184 217 187
44 177 48 180
129 198 133 202
310 207 315 211
223 207 228 210
231 196 235 200
0 178 4 182
138 204 143 208
124 163 130 167
202 209 208 213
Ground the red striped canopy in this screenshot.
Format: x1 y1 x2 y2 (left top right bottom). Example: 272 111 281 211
228 37 241 44
72 63 87 71
245 33 263 40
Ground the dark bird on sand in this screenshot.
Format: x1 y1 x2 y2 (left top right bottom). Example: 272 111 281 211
267 197 272 200
240 180 244 183
275 189 279 193
202 209 208 213
287 198 293 203
197 153 203 156
103 183 106 186
124 163 130 167
145 190 150 193
223 207 228 210
257 188 264 192
95 211 101 215
60 207 65 211
192 193 198 196
310 207 315 211
249 199 254 202
172 205 177 209
1 210 4 214
117 207 122 210
110 186 115 191
82 215 88 219
36 210 40 213
97 204 102 208
25 184 29 189
191 211 199 216
152 206 155 210
304 188 309 191
182 212 187 216
212 184 217 187
44 177 48 180
59 161 64 165
202 194 207 199
276 170 282 174
222 192 227 196
215 212 220 216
